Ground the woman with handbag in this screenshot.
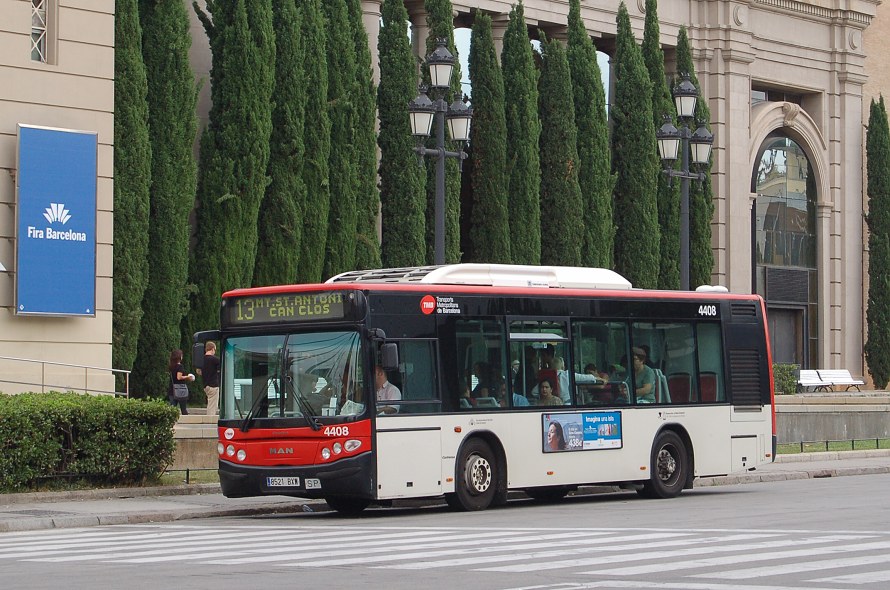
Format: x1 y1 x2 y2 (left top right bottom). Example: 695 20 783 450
168 349 195 414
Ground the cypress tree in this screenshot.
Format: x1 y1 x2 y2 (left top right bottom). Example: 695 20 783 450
538 35 584 267
113 0 151 392
322 0 358 279
189 0 275 334
568 0 615 269
424 0 463 263
676 26 714 288
467 12 511 263
131 0 197 398
347 0 382 270
643 0 681 289
501 2 541 265
253 0 305 287
377 0 426 266
612 2 660 288
295 0 330 282
865 96 890 388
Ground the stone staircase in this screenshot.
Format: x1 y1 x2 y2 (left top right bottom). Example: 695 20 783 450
172 412 217 470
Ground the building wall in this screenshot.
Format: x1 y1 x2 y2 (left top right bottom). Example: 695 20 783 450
0 0 115 394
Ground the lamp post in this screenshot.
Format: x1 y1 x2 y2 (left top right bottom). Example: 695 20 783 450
655 73 714 291
407 39 472 265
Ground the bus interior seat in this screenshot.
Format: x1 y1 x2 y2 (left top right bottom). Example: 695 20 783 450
654 369 670 403
667 373 692 403
460 397 472 409
700 372 718 402
475 397 499 408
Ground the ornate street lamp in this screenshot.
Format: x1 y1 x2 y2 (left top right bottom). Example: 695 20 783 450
407 39 473 265
655 73 714 290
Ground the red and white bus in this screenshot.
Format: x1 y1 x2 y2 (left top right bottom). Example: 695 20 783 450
194 264 775 515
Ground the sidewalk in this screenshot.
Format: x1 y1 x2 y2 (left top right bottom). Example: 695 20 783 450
2 450 889 533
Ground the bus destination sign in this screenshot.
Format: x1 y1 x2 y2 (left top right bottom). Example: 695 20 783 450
225 291 347 326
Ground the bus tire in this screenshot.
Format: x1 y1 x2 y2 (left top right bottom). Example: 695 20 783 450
639 430 687 499
446 438 496 511
325 496 370 516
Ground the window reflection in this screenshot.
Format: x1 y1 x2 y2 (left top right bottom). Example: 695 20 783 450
753 136 816 268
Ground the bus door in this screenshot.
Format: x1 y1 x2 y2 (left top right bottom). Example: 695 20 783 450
374 338 443 499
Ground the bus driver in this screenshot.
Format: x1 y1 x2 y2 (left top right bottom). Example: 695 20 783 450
375 365 401 414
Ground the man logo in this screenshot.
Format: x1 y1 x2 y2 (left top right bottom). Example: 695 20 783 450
270 447 294 455
43 203 71 225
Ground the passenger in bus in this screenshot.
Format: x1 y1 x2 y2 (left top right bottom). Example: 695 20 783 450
471 361 493 398
545 421 567 451
495 379 529 408
536 377 563 406
551 356 602 403
584 363 610 382
631 347 656 403
374 365 402 414
514 346 539 397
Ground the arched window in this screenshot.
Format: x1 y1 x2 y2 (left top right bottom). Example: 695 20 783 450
752 135 817 268
751 134 818 367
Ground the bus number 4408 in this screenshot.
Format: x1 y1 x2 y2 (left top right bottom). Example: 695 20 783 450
323 426 349 437
698 305 717 317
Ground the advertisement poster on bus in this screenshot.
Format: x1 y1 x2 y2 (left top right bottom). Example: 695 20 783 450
542 411 622 452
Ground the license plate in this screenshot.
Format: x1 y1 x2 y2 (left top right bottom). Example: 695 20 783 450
305 478 322 490
266 476 300 487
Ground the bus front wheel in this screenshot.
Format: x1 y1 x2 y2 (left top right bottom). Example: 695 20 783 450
639 430 687 499
325 496 370 516
446 438 496 511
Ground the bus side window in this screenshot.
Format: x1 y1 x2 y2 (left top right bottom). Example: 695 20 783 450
388 340 439 413
696 323 725 401
456 319 508 409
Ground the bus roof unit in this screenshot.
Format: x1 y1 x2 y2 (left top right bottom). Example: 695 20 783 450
326 264 633 291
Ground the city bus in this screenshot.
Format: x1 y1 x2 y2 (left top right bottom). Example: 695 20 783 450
193 264 775 515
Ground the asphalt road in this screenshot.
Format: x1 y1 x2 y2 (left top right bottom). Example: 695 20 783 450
3 472 890 590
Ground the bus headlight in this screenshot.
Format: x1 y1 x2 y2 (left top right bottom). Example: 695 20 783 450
333 443 342 454
321 447 331 460
236 449 247 461
344 439 362 452
226 444 235 457
217 442 225 455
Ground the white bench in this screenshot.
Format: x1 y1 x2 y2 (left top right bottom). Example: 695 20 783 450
797 369 831 392
817 369 865 392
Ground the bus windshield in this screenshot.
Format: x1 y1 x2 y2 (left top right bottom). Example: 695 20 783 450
221 331 366 425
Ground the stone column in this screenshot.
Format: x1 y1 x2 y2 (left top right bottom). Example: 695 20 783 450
362 0 383 84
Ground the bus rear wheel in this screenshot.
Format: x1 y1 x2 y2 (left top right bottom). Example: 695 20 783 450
639 430 687 499
325 496 370 516
446 438 496 511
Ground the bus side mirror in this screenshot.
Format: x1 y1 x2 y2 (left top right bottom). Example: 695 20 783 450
192 330 220 370
192 342 206 371
381 343 399 371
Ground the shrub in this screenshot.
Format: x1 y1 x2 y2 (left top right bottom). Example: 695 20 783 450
772 363 799 395
0 392 178 490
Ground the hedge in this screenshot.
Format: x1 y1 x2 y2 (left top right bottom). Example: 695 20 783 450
0 392 178 491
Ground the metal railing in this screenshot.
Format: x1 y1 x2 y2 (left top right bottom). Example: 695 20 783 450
0 354 130 397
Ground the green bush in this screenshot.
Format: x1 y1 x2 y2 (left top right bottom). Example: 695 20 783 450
772 363 799 395
0 392 178 490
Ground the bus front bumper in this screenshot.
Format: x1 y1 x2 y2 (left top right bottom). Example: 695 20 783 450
219 452 374 500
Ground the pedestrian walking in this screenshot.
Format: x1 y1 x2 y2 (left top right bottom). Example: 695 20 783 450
168 349 195 414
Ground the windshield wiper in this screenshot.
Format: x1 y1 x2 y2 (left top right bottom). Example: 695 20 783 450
240 378 275 433
284 374 321 431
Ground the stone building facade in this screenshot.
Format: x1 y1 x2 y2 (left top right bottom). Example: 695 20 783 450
0 0 883 393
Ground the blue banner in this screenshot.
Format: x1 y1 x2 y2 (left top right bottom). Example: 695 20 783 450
543 411 623 452
16 125 97 316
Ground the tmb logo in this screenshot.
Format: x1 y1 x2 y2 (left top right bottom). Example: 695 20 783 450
43 203 71 225
420 295 436 315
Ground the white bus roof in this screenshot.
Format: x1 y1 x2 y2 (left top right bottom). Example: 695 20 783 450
326 264 633 290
